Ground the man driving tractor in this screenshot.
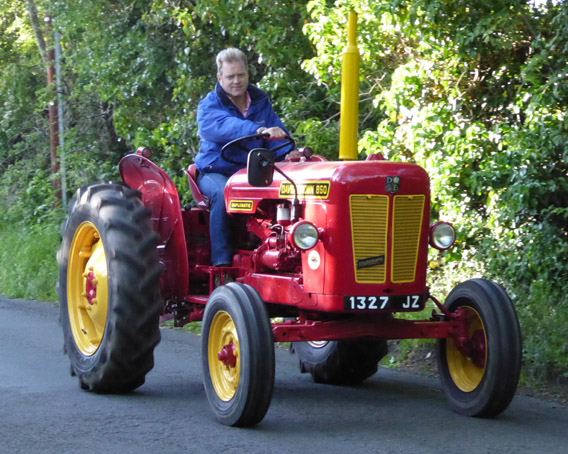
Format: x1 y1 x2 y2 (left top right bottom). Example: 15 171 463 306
195 47 297 267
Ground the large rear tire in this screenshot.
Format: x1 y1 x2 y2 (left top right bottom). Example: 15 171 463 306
292 338 389 385
58 183 162 392
436 278 522 417
201 283 275 426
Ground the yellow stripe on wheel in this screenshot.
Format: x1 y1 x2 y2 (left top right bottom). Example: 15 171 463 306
67 222 109 356
208 310 240 401
447 306 486 392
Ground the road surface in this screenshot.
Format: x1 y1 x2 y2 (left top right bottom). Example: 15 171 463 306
1 297 567 454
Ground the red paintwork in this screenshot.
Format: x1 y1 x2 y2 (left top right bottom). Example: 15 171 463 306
119 154 189 301
471 330 487 368
272 316 458 343
218 343 237 367
185 164 209 209
85 270 97 305
227 160 431 312
117 149 472 348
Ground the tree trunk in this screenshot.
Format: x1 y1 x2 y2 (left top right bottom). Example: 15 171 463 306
27 1 61 203
27 0 47 63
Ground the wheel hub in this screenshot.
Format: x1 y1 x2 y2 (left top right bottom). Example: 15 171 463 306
470 330 486 368
84 269 98 306
218 343 237 367
446 305 487 392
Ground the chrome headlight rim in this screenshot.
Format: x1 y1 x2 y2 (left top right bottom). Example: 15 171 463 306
290 221 319 251
430 221 456 250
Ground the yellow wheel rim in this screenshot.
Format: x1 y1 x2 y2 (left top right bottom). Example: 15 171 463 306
67 222 109 356
208 311 240 401
446 306 486 392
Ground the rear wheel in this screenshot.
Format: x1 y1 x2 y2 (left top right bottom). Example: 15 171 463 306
58 183 162 392
292 338 389 385
437 278 522 417
202 283 275 426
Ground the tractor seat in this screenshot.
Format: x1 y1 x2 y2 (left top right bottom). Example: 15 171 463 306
185 164 209 209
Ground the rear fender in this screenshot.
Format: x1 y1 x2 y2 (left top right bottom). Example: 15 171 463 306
119 154 189 300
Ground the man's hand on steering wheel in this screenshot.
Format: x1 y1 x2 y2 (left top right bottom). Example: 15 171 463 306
221 132 296 165
256 126 287 139
255 128 298 159
284 149 301 160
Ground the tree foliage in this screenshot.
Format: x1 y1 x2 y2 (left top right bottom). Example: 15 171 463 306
0 0 567 378
305 0 568 377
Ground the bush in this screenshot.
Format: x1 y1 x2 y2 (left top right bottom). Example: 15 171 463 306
0 224 60 302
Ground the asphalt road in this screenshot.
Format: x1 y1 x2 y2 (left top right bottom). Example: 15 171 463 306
1 297 567 454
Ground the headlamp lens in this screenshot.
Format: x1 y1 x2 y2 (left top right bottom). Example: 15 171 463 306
292 222 318 250
431 222 456 250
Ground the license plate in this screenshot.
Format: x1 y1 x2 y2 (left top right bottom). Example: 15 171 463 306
344 295 424 311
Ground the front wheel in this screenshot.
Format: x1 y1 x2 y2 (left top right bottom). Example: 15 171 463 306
201 283 275 426
437 278 522 417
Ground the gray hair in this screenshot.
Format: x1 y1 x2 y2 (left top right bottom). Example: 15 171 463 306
216 48 248 75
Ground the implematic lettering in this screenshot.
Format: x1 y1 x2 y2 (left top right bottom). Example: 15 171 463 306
229 200 254 211
279 181 330 199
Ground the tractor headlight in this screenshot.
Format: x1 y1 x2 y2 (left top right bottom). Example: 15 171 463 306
291 221 319 250
430 222 456 250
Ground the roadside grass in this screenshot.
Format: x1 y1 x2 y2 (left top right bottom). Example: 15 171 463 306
160 319 202 336
0 224 59 302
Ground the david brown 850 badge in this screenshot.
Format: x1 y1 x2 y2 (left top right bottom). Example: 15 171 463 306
279 181 330 199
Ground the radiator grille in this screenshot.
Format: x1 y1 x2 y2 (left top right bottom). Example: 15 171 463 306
350 195 389 283
349 194 425 284
392 195 425 283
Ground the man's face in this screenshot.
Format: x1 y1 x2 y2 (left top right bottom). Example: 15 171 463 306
217 60 249 99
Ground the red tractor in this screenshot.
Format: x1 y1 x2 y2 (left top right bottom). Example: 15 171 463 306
58 132 522 426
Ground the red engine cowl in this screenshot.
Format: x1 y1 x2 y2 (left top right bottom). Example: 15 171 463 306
227 159 431 312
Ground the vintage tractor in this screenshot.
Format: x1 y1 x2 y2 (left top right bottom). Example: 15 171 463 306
57 15 522 427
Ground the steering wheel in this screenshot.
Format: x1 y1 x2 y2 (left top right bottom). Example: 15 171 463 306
221 133 296 165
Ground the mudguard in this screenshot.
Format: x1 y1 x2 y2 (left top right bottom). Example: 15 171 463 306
119 154 189 300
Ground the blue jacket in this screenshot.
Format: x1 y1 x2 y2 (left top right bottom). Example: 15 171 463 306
195 83 292 176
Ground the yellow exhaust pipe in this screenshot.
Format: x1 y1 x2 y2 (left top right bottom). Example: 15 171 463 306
338 12 359 161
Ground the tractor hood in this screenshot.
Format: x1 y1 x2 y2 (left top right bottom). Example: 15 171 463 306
225 159 430 214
